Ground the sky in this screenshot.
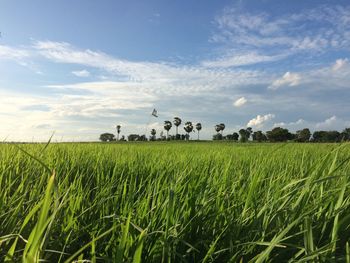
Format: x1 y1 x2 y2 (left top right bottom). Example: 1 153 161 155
1 0 350 141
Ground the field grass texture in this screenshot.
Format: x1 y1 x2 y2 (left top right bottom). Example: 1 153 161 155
1 142 350 262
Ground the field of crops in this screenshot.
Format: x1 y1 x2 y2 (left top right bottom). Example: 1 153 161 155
1 142 350 262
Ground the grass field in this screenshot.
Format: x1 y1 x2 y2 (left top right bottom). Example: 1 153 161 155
1 142 350 262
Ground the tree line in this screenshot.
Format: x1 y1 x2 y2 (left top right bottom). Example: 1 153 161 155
99 117 350 143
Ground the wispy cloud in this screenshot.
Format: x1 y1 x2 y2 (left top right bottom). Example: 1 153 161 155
273 119 305 128
272 116 350 132
0 44 30 60
233 97 247 107
201 52 286 68
33 40 270 93
332 58 348 71
268 72 301 90
212 5 350 54
72 69 90 77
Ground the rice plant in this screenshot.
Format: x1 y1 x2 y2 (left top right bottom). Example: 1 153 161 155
0 142 349 262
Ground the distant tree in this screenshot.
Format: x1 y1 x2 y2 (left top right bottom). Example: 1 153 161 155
164 121 172 139
139 135 147 141
128 134 140 141
232 132 239 141
150 129 157 141
214 124 223 140
213 133 223 140
252 130 267 142
226 133 238 141
296 128 311 142
219 123 225 135
173 117 182 139
195 123 202 140
312 130 341 142
184 122 194 140
239 128 252 142
116 125 121 141
226 134 233 140
266 127 293 142
159 131 166 141
120 135 126 141
99 133 116 142
341 128 350 141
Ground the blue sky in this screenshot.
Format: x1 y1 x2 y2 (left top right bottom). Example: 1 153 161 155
1 0 350 141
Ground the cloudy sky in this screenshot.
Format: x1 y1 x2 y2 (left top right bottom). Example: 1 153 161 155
1 0 350 141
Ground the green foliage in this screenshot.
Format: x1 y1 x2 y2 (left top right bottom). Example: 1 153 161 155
266 127 294 142
212 133 223 140
0 142 350 262
252 130 267 142
312 130 342 142
239 128 252 142
99 133 116 142
296 128 311 142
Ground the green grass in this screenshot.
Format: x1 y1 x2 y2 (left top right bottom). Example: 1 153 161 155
0 142 350 262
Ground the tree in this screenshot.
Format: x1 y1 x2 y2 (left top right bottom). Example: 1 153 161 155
232 132 239 141
341 128 350 141
184 122 194 140
239 128 252 142
116 125 121 141
99 133 116 142
195 123 202 140
139 135 147 141
219 123 225 135
312 130 341 142
252 130 267 142
173 117 182 139
164 121 172 139
246 127 253 135
150 129 156 141
296 128 311 142
128 134 140 141
213 133 223 140
266 127 293 142
226 133 239 141
214 124 223 140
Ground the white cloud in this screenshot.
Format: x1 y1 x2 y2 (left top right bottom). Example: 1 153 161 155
233 97 247 107
212 5 350 54
0 45 30 60
332 58 348 71
247 113 275 128
201 52 285 68
2 35 350 141
268 72 301 90
72 69 90 77
273 119 305 127
33 40 271 94
315 115 337 129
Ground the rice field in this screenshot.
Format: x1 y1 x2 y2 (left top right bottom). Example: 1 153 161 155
1 142 350 262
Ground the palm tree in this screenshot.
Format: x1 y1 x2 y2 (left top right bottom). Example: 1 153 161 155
164 121 172 139
116 125 121 141
173 117 182 138
195 123 202 140
220 123 225 135
184 121 194 140
150 129 156 141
